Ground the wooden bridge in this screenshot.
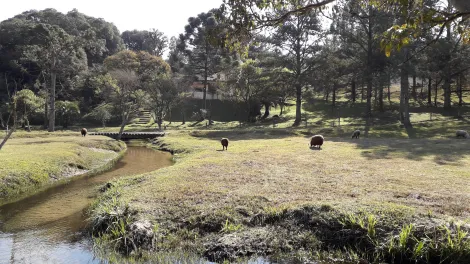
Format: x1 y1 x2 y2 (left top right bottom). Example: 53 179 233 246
89 132 165 140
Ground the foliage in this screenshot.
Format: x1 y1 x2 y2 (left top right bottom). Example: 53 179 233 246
101 50 171 138
146 75 188 130
122 29 168 57
225 59 269 121
85 104 113 128
55 101 80 128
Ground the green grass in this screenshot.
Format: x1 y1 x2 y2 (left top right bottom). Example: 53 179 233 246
0 133 126 204
82 91 470 143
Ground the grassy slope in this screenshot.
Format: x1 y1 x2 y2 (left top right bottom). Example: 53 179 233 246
91 130 470 262
0 133 126 203
107 130 470 218
88 91 470 262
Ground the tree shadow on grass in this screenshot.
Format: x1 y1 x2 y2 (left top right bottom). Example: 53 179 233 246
188 120 204 127
189 129 298 141
329 137 470 165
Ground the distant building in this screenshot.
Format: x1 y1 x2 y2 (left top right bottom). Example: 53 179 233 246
189 72 230 100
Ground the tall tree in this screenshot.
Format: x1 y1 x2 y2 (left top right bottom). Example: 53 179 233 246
0 88 43 150
102 50 171 139
179 9 229 110
23 24 87 132
146 77 179 130
332 0 392 120
167 36 186 73
269 0 322 126
226 59 269 122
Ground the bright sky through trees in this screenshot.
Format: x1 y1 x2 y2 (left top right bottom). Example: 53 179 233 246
0 0 223 47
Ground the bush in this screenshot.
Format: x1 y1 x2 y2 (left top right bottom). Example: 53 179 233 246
56 101 80 128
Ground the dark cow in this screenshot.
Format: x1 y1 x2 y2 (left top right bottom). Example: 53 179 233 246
221 138 229 150
310 135 324 149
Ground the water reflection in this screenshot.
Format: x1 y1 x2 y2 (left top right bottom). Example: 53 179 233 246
0 147 172 264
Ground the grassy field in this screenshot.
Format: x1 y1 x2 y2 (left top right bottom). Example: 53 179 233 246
90 129 470 263
0 133 126 204
7 91 469 262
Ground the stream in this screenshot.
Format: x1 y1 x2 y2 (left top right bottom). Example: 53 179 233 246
0 146 173 264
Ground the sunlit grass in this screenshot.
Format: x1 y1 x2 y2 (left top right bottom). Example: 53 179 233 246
0 134 126 203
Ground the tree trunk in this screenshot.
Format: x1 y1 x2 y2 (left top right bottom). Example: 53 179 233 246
366 5 373 119
25 117 31 132
0 102 16 151
361 81 365 102
374 79 378 107
44 86 48 129
434 81 438 107
351 79 356 103
182 110 186 125
412 75 417 100
293 82 302 126
0 113 4 129
388 75 391 103
443 23 452 109
458 74 463 107
280 104 284 116
0 128 14 150
366 76 372 118
262 101 270 119
332 83 337 107
428 78 432 106
293 30 302 127
378 77 384 112
48 72 56 132
420 77 424 97
203 46 209 110
400 54 412 128
117 115 127 141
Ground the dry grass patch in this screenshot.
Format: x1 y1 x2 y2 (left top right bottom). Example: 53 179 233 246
91 131 470 263
120 132 470 218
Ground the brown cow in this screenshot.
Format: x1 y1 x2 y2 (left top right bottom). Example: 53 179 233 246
310 135 324 149
221 138 229 150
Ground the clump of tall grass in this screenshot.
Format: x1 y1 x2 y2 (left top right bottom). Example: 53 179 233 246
221 219 243 233
340 212 378 244
89 184 137 255
385 223 470 263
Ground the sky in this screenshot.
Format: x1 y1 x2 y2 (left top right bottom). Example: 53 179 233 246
0 0 223 39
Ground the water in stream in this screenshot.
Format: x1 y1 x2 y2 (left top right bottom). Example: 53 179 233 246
0 146 173 264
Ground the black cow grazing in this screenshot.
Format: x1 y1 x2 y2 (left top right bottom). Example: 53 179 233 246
81 128 88 137
221 138 229 150
456 130 469 138
310 135 324 149
352 130 361 139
